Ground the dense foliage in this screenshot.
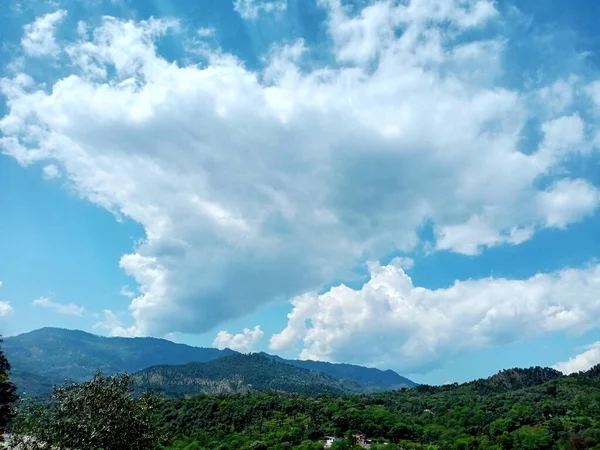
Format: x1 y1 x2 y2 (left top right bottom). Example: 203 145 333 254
134 353 362 397
157 366 600 450
0 335 18 439
9 372 166 450
7 331 600 450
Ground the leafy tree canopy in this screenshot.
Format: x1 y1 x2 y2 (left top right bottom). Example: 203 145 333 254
0 335 18 438
9 371 165 450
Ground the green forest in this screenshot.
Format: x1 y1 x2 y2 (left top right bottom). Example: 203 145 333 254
4 360 600 449
157 366 600 450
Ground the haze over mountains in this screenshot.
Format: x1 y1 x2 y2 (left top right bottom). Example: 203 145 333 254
4 327 417 397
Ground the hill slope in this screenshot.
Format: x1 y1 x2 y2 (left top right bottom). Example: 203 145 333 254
413 366 566 396
4 327 234 396
263 353 417 391
133 353 362 396
157 364 600 450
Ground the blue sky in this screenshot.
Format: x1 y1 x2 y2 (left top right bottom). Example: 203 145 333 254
2 0 600 385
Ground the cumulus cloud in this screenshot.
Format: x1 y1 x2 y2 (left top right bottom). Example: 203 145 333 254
21 10 67 57
538 179 600 228
388 256 414 270
92 309 137 336
554 342 600 375
42 164 60 179
1 1 599 339
0 302 13 317
270 262 600 372
213 325 264 353
32 297 85 316
233 0 286 20
0 282 14 317
538 78 576 114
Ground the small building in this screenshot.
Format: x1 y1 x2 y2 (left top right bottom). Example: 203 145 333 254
324 436 342 448
354 434 373 448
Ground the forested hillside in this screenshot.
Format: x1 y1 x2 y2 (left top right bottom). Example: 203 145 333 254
261 353 417 391
8 357 600 449
133 353 362 397
159 365 600 449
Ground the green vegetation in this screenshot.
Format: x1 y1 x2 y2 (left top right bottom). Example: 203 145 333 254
155 366 600 449
5 329 600 449
6 328 415 397
133 353 362 397
10 364 600 450
260 353 416 391
0 336 18 440
9 372 166 450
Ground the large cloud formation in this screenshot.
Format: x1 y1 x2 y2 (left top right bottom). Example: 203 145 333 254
1 0 599 357
271 261 600 372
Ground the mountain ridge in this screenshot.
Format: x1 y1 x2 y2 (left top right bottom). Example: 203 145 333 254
259 352 416 391
4 327 416 396
4 327 236 396
133 353 363 397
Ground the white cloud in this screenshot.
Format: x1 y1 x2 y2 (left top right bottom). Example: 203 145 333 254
270 261 600 372
538 78 575 114
234 0 286 20
1 1 599 338
554 342 600 375
0 302 12 317
119 285 136 299
32 297 85 316
321 0 496 66
538 179 600 228
538 114 586 160
42 164 60 179
436 217 535 255
22 10 67 57
213 325 264 353
587 80 600 109
92 309 137 336
197 27 215 38
388 256 414 270
0 282 13 318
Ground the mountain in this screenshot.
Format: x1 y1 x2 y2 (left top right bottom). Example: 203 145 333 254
4 327 234 396
133 353 362 397
4 327 416 396
467 366 564 394
413 366 566 396
262 353 417 391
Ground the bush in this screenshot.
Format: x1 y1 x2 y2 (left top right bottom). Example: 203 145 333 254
9 372 165 450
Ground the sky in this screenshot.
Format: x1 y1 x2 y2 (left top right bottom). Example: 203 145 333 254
1 0 600 385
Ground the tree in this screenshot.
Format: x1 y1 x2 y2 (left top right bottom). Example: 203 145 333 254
0 335 18 439
9 371 165 450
